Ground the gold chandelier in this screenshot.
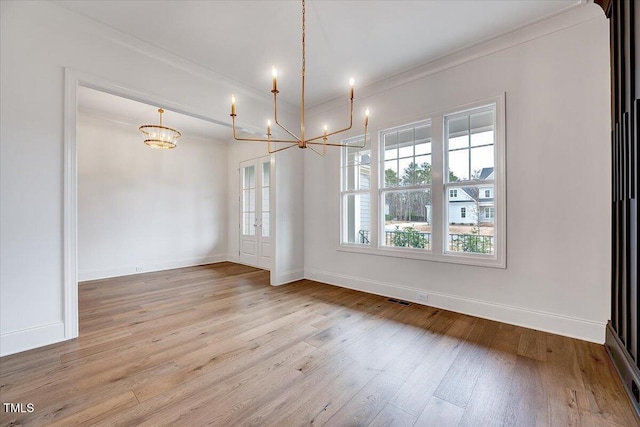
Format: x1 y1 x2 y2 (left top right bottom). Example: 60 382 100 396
230 0 369 155
139 108 181 149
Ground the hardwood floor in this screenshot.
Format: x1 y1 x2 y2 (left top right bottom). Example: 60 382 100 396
1 262 638 426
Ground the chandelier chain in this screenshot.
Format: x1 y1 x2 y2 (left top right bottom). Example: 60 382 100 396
302 0 306 76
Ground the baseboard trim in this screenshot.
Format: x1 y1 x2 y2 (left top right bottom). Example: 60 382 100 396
606 324 640 421
304 268 606 343
78 255 228 281
272 268 305 286
1 321 66 357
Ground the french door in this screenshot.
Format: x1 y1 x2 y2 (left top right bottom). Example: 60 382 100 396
239 156 272 269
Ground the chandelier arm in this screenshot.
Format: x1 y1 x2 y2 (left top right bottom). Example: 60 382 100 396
306 125 368 148
307 144 327 157
232 116 300 144
268 142 299 154
273 92 302 143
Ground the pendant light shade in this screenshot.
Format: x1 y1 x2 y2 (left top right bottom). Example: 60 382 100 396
139 108 181 149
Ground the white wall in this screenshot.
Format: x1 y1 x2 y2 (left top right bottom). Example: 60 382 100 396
77 113 228 281
0 0 301 356
303 5 611 343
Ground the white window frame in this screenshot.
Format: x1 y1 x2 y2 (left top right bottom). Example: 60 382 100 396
340 135 372 247
338 94 506 268
450 189 457 198
460 207 467 218
379 119 433 252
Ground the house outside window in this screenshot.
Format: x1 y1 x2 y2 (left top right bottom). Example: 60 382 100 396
485 189 491 198
450 189 457 198
340 136 371 245
460 207 467 218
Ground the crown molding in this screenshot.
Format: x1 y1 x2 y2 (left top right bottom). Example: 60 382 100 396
308 0 602 116
49 0 298 114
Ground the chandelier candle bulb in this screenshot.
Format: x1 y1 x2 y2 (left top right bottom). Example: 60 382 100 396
272 68 278 92
267 120 272 136
364 109 370 127
231 96 236 116
349 77 355 100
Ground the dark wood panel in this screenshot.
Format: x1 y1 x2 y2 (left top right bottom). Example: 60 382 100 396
604 0 640 418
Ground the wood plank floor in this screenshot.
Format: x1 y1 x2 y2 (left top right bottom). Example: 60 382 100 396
1 262 638 426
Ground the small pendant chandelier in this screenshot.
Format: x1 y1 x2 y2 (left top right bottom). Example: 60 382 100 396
229 0 369 155
139 108 181 149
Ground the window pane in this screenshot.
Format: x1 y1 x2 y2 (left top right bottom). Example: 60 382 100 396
415 125 431 142
470 145 494 178
398 144 413 158
470 110 493 136
382 190 431 249
343 194 371 245
398 128 413 145
415 141 431 156
448 116 469 149
414 155 431 184
384 160 398 187
448 148 469 181
471 130 493 147
384 133 398 159
345 165 372 190
346 151 357 166
398 158 414 186
345 165 355 191
447 184 494 255
382 121 431 189
360 150 371 165
358 164 371 190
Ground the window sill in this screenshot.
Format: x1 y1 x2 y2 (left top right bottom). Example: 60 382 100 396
337 244 505 269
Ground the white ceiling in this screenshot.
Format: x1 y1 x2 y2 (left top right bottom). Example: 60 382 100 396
66 0 583 139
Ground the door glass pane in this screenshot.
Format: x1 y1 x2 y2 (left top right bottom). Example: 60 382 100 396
261 160 270 238
244 212 256 235
262 212 270 237
262 161 270 184
243 165 255 189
